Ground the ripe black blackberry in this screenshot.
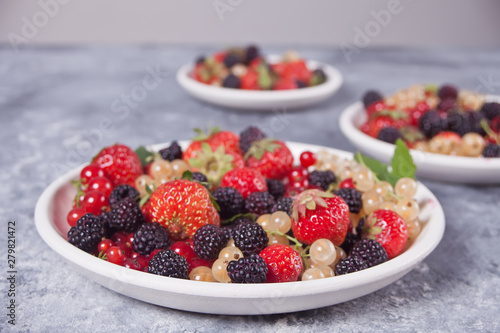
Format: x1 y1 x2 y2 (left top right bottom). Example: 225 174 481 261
245 191 276 216
193 224 226 260
377 127 403 144
266 179 285 199
437 98 457 113
308 170 336 191
480 102 500 120
340 232 360 254
362 90 383 108
195 56 205 65
296 80 307 88
213 187 245 220
419 110 446 138
108 184 140 209
223 53 241 68
350 239 388 268
109 197 145 233
334 255 368 275
227 254 268 283
232 222 269 256
437 84 458 100
448 111 485 136
239 126 266 153
245 45 259 64
311 69 327 85
148 249 189 279
222 74 241 89
271 197 293 217
98 210 115 238
132 223 170 256
335 188 362 213
159 141 183 161
482 144 500 157
191 172 209 187
68 213 105 253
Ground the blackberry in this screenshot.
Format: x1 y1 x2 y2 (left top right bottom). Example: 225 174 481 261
377 126 403 144
220 226 233 244
245 192 276 216
239 126 266 153
159 141 183 161
99 211 115 238
334 255 368 275
419 110 446 138
266 179 285 199
191 172 209 187
108 184 140 209
482 144 500 158
308 170 336 191
340 232 359 254
193 224 226 260
232 222 269 256
355 218 365 238
437 84 458 100
296 80 307 88
224 53 241 69
245 45 259 64
311 69 327 85
227 254 268 283
448 111 485 136
271 196 293 217
350 239 388 268
148 249 189 279
109 197 145 233
195 56 205 65
335 188 362 213
362 90 383 108
437 98 457 113
480 102 500 120
68 213 105 253
132 223 170 256
222 74 241 89
213 187 245 220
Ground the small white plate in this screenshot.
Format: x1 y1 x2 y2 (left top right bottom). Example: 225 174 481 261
339 97 500 184
176 56 343 111
34 142 444 315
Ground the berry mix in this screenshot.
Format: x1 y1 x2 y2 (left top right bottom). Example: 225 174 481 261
192 45 327 90
360 84 500 158
66 126 423 284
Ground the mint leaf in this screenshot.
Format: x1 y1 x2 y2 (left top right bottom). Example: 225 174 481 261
135 146 153 167
391 139 416 180
354 152 387 175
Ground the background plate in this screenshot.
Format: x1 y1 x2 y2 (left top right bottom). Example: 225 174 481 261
34 141 445 315
339 96 500 184
176 56 343 111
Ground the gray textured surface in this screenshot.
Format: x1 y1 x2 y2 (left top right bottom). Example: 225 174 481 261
1 46 499 332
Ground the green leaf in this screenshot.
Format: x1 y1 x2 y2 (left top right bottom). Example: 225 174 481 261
181 170 193 181
135 146 154 168
391 139 416 180
354 152 387 176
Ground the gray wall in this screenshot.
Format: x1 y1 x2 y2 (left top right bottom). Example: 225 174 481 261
1 0 499 49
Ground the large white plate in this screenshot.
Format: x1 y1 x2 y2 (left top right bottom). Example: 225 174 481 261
176 56 343 111
34 141 445 315
339 97 500 184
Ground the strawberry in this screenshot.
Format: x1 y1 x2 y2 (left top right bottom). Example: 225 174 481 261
273 78 298 90
365 101 387 118
244 139 294 180
149 179 220 240
291 190 349 246
240 69 259 90
183 127 241 161
259 244 303 283
405 101 430 126
282 60 311 83
363 209 408 259
220 167 267 199
92 144 143 187
364 111 409 138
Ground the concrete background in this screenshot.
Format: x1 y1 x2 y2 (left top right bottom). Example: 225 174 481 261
1 0 500 48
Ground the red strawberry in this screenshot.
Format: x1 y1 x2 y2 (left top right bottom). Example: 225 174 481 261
92 144 143 187
149 179 220 240
220 167 267 199
259 244 303 283
183 127 240 161
366 101 387 118
282 60 311 83
273 78 298 90
364 111 408 138
244 139 294 180
240 69 259 90
405 101 430 126
364 209 408 259
291 190 349 246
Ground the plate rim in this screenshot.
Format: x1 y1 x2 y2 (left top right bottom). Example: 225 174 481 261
34 141 445 313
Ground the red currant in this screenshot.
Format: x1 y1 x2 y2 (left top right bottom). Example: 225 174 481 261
131 254 149 269
115 241 133 258
72 193 86 208
87 176 113 197
67 207 86 227
170 241 196 262
97 239 114 253
111 231 128 243
299 151 316 168
123 258 142 271
106 246 125 265
339 178 355 189
81 190 109 215
80 164 104 185
287 166 309 184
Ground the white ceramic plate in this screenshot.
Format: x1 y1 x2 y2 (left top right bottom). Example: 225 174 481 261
176 56 343 111
339 96 500 184
34 141 444 315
